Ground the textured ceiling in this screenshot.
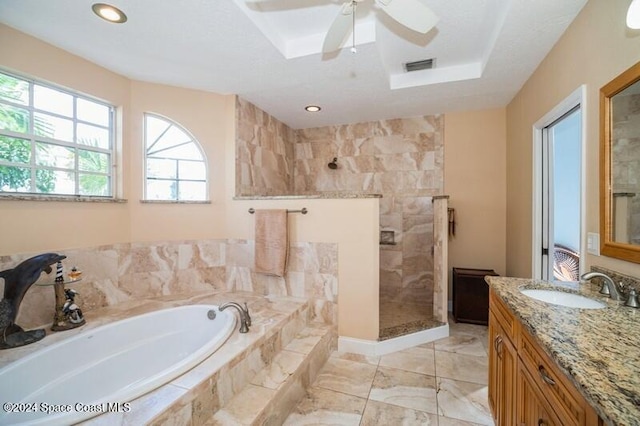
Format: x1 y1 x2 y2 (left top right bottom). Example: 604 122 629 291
0 0 588 129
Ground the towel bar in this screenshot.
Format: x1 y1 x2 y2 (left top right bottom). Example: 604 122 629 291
248 207 308 215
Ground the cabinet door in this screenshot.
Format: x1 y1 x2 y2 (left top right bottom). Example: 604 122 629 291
488 313 500 418
488 312 517 426
517 360 561 426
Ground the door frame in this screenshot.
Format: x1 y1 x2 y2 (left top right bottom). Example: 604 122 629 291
532 85 587 280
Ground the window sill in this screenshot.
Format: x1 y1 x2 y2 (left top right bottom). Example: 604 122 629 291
0 194 127 203
140 200 211 204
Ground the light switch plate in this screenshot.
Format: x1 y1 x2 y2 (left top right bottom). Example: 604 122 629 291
587 232 600 255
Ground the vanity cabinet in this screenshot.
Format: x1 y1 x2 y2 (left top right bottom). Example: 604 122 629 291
488 310 517 426
489 289 603 426
489 287 519 426
517 361 562 426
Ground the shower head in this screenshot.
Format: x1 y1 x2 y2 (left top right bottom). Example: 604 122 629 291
328 158 338 170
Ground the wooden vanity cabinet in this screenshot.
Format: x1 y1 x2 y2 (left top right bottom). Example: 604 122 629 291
488 288 519 426
488 310 517 426
488 289 603 426
517 360 563 426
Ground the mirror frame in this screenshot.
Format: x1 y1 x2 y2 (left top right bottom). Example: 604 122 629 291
600 60 640 263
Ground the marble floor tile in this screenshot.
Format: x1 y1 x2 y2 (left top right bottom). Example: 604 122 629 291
330 350 380 366
286 320 494 426
368 366 438 414
314 357 377 398
361 400 439 425
283 386 366 426
435 351 489 385
438 416 487 426
436 378 494 425
449 320 488 338
434 333 488 357
379 344 436 376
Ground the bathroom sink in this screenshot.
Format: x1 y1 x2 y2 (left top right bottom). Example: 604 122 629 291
520 289 605 309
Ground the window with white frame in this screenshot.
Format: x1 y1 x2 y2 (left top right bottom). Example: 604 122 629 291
0 70 115 197
144 113 208 201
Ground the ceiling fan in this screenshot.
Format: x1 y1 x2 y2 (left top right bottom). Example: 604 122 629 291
322 0 439 53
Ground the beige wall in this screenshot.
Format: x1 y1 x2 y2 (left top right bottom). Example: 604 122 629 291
506 0 640 277
444 109 507 281
128 81 233 242
0 25 131 254
0 24 380 340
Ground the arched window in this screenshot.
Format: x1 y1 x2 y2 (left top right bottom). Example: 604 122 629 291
144 113 208 201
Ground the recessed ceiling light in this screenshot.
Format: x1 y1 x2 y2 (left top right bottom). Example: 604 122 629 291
305 105 321 112
628 0 640 29
92 3 127 24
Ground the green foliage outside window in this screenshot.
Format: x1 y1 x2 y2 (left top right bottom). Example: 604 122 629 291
0 72 113 196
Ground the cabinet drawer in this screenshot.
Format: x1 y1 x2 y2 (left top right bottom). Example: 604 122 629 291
517 359 563 426
519 328 587 426
489 289 517 344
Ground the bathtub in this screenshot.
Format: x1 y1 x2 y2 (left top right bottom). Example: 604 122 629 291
0 304 236 425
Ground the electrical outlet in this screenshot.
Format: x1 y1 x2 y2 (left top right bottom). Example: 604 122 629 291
587 233 600 255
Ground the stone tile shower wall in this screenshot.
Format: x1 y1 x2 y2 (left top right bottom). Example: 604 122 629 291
236 97 296 196
0 240 337 329
295 117 444 298
612 93 640 244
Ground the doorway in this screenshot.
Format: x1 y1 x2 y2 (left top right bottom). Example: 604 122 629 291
533 87 586 281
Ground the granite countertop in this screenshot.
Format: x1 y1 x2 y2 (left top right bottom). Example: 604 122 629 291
486 276 640 426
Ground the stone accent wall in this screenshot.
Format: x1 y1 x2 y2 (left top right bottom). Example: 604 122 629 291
295 116 444 295
235 97 296 196
0 240 337 329
232 99 444 323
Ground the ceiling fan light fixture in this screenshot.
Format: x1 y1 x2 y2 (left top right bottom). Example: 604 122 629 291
92 3 127 24
628 0 640 29
305 105 321 112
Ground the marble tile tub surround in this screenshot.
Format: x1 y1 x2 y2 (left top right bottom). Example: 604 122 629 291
486 276 640 426
0 291 318 425
0 239 337 330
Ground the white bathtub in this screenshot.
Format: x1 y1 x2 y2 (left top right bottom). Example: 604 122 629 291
0 304 236 425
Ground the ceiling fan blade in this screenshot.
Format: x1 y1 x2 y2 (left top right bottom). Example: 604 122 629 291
376 0 438 34
322 1 355 53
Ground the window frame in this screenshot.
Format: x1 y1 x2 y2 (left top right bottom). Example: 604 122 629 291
0 69 117 199
143 112 209 202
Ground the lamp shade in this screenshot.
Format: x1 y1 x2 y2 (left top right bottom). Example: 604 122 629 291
627 0 640 29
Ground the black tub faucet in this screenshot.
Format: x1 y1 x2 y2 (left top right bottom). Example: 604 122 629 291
0 253 67 349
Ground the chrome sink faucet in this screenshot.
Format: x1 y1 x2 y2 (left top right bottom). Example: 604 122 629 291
220 302 251 333
580 272 624 301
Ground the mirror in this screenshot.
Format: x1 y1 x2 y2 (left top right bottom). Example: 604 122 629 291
601 61 640 263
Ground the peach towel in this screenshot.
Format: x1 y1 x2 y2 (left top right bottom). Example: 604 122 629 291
254 209 288 277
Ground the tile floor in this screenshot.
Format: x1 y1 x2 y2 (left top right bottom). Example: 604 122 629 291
379 286 442 340
284 320 493 425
